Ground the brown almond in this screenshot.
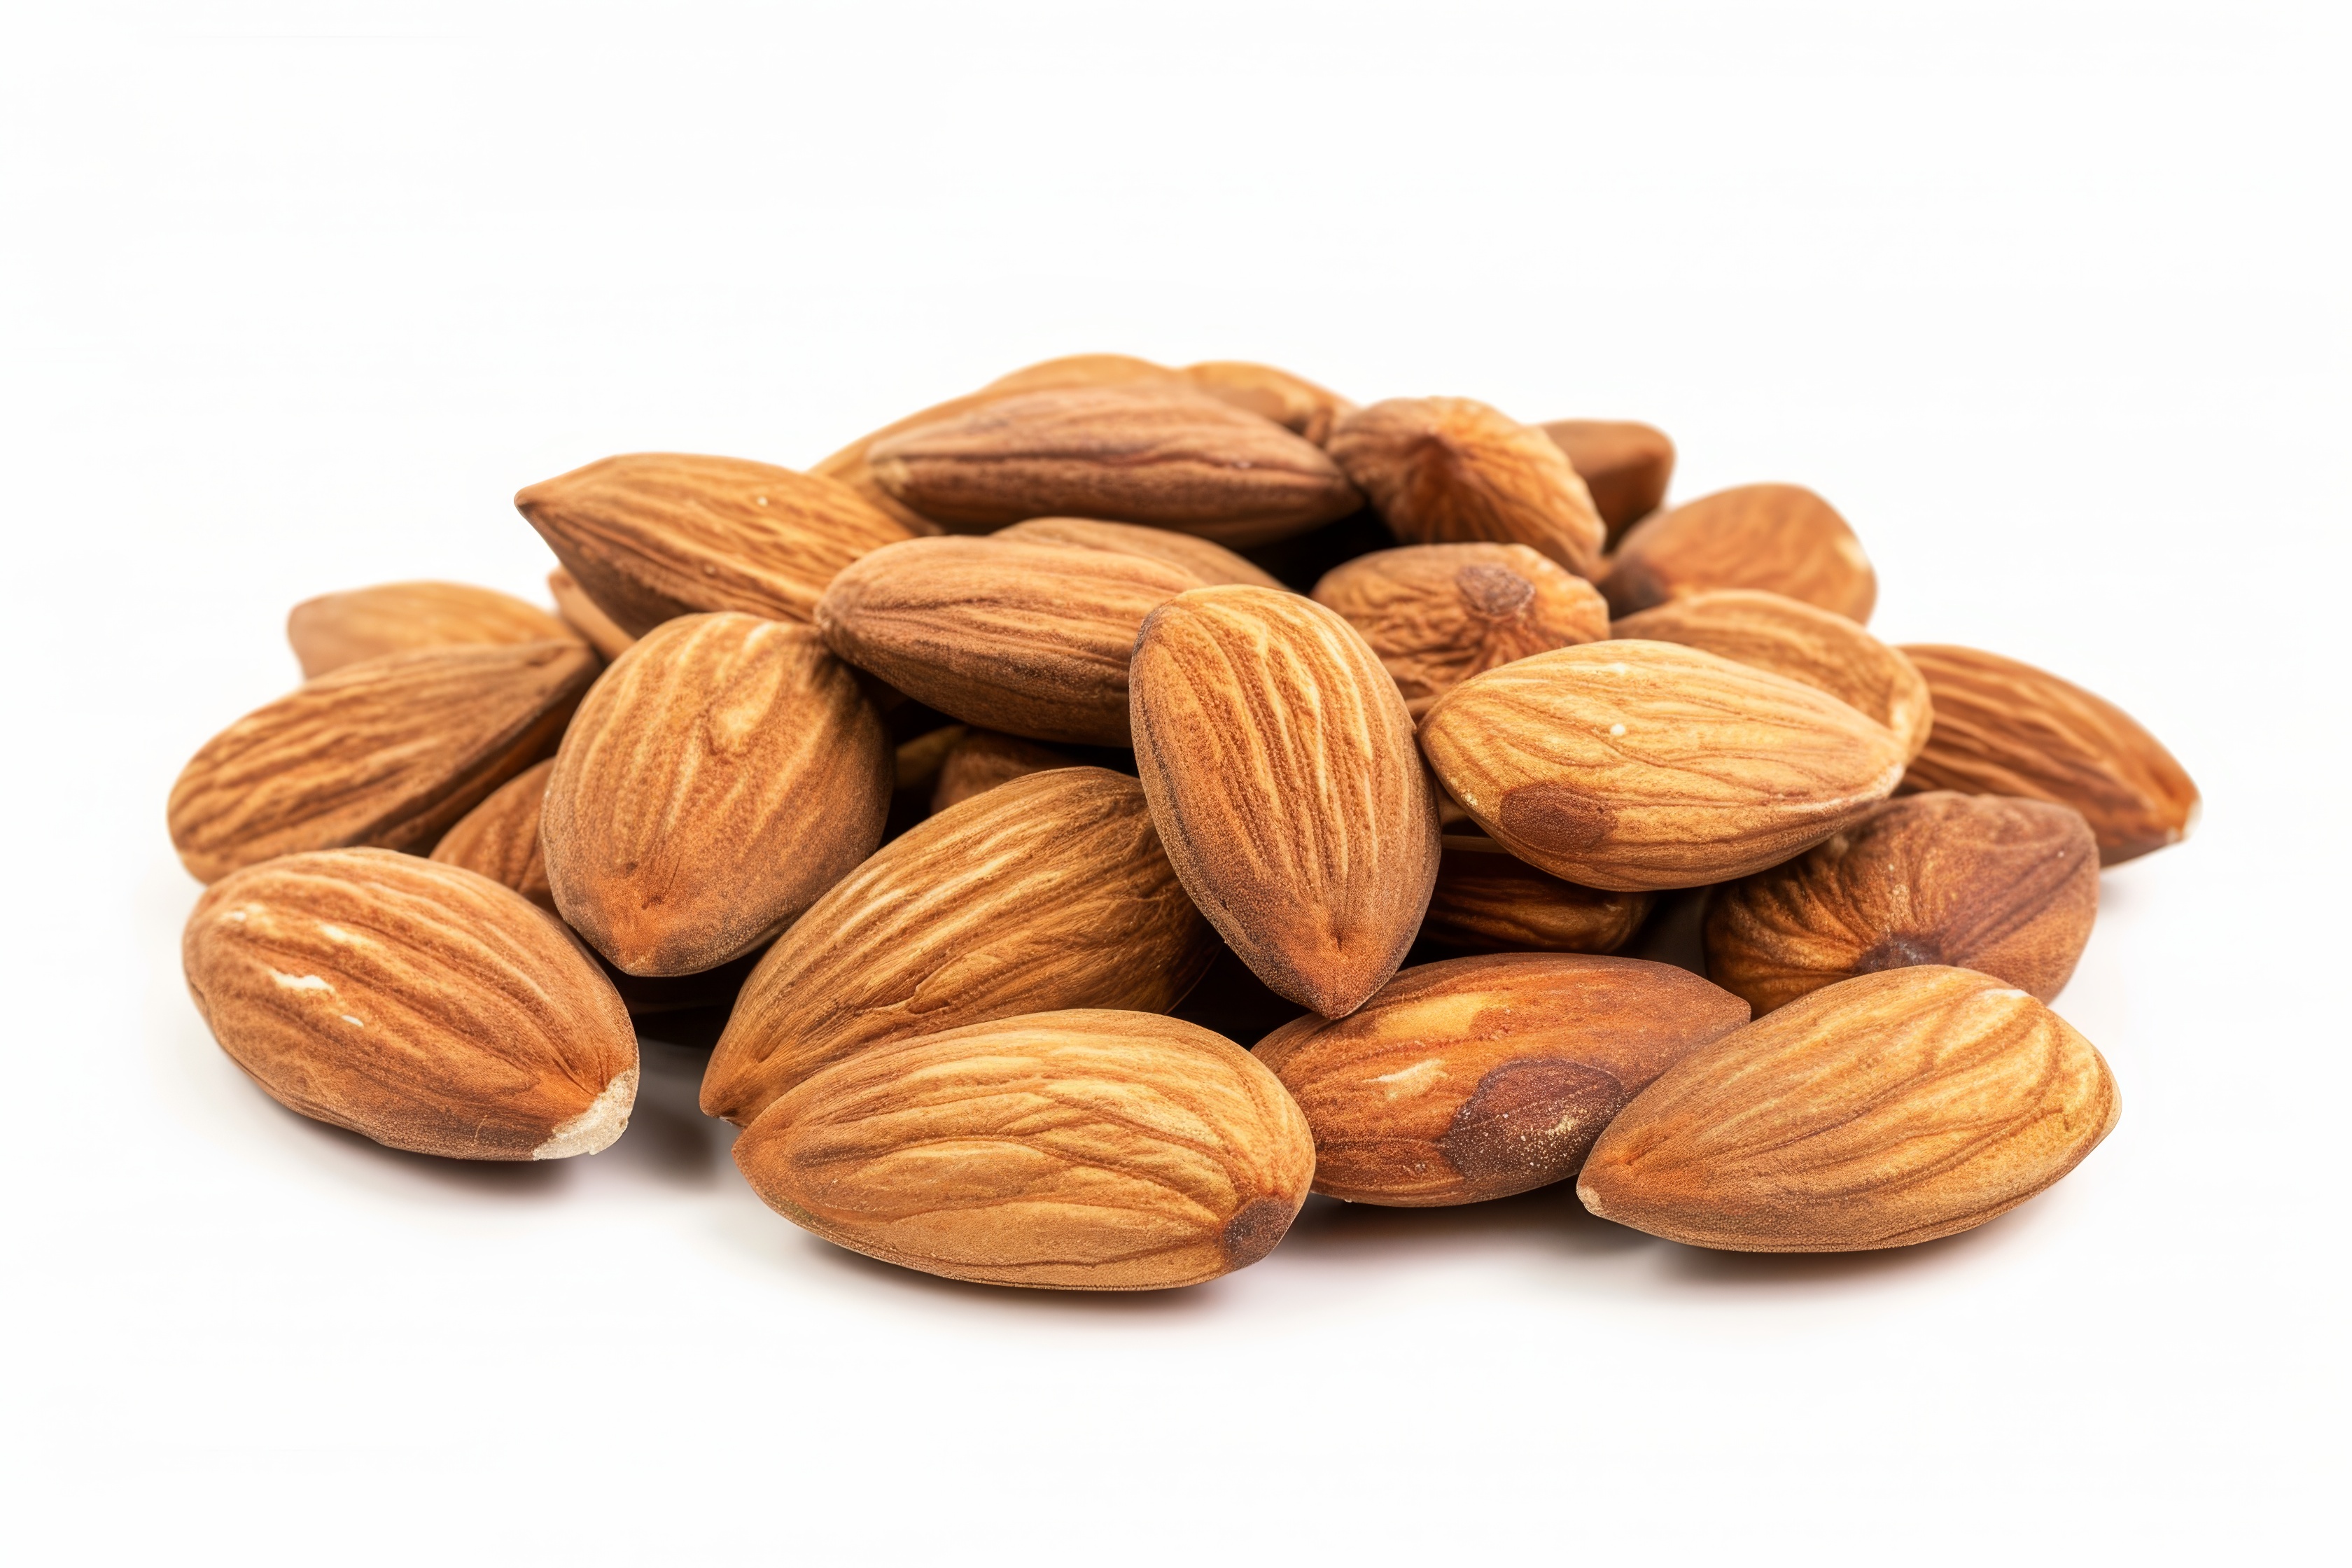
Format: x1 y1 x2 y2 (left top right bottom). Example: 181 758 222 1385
1180 360 1357 445
930 729 1075 813
1256 953 1749 1205
1327 398 1607 578
287 580 584 680
1602 483 1876 622
892 723 969 792
1422 834 1654 953
183 848 638 1159
547 567 636 659
981 352 1189 396
428 757 555 911
995 515 1284 589
1130 586 1438 1016
1577 966 2120 1251
1538 419 1676 541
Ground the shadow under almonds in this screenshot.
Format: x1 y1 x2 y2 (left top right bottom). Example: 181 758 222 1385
1650 1202 2024 1291
1277 1183 1652 1262
606 1028 736 1186
790 1228 1228 1319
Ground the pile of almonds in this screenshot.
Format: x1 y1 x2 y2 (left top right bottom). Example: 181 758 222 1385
169 354 2199 1289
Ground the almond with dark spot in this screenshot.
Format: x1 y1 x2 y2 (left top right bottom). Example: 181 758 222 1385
1327 398 1607 578
1422 834 1654 953
428 757 555 911
1602 483 1876 622
1538 419 1675 542
287 581 584 679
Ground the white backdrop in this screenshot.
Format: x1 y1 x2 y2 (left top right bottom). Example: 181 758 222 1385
4 3 2346 1562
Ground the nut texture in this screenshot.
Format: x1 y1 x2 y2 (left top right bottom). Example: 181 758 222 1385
541 612 889 977
701 767 1216 1126
1537 419 1676 541
547 568 636 659
995 516 1284 589
1180 360 1356 445
1130 586 1440 1017
287 580 583 679
428 757 555 911
1898 645 2199 866
1418 639 1908 891
1577 966 2120 1251
1312 542 1611 716
1422 834 1654 953
1602 484 1876 623
168 640 597 884
1327 398 1607 578
734 1009 1314 1290
930 729 1074 813
1256 954 1749 1206
183 848 638 1160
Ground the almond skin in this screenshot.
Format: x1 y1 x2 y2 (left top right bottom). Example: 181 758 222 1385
995 516 1284 589
547 568 636 659
1537 419 1676 542
865 387 1363 547
734 1009 1313 1290
1130 586 1440 1017
1422 834 1654 953
1312 542 1611 716
183 848 638 1160
428 757 555 911
1577 966 2120 1251
981 352 1189 396
1418 639 1908 891
1705 792 2099 1014
514 452 914 636
1612 588 1933 757
930 729 1074 813
1180 360 1357 446
287 581 584 679
701 766 1216 1126
815 535 1202 746
168 640 597 885
1327 398 1607 579
541 612 889 977
1602 483 1877 622
1898 645 2199 866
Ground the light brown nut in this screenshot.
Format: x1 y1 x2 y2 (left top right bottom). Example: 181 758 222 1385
892 724 969 792
995 516 1284 589
734 1009 1312 1290
816 535 1201 746
1577 965 2120 1251
514 452 914 637
183 848 638 1160
428 757 555 911
1898 645 2199 866
1418 639 1908 891
547 568 636 659
1256 953 1749 1206
541 612 888 977
1422 834 1654 953
1180 360 1357 445
1312 542 1611 716
981 352 1189 396
1130 587 1440 1017
168 640 596 885
1704 792 2098 1014
865 387 1363 548
286 580 584 680
1537 419 1676 542
930 729 1074 813
1326 398 1607 579
1602 483 1876 622
701 767 1215 1126
1611 588 1933 758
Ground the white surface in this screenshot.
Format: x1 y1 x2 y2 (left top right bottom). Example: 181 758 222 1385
4 3 2346 1562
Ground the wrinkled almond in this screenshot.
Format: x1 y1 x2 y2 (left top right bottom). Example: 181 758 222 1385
1538 419 1676 542
1327 398 1606 578
287 580 583 680
428 757 555 911
930 729 1075 813
547 568 636 659
1422 833 1654 953
1180 360 1356 445
1602 483 1876 622
995 515 1284 589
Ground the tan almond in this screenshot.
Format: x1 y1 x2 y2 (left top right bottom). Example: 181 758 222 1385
428 757 556 911
1577 966 2120 1251
1180 360 1357 445
1326 398 1607 578
286 580 584 680
930 729 1075 813
1538 419 1676 542
547 567 636 659
981 352 1189 396
1422 833 1654 953
995 515 1284 589
892 723 969 792
1602 483 1876 622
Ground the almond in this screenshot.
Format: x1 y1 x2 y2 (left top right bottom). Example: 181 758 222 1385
1602 483 1876 622
995 515 1284 589
1256 953 1749 1205
733 1009 1313 1290
1130 586 1440 1016
1705 792 2098 1014
542 612 889 976
1538 419 1676 542
1180 360 1357 445
514 452 914 636
892 722 969 792
1897 644 2199 866
701 766 1216 1126
930 729 1074 813
1577 965 2120 1251
1326 398 1606 578
1611 588 1932 757
815 534 1201 746
981 351 1191 396
286 580 584 680
428 757 555 911
547 567 636 660
1422 833 1654 953
1418 639 1908 890
1312 542 1611 716
183 848 638 1159
168 640 597 884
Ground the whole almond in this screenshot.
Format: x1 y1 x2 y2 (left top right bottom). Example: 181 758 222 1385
1326 398 1607 578
1705 792 2099 1014
547 568 636 659
287 581 584 680
1423 833 1654 953
542 612 889 977
996 515 1284 589
981 352 1189 396
1898 644 2199 865
892 722 969 793
1312 542 1611 716
1538 419 1676 541
514 452 914 636
169 640 596 884
930 729 1074 813
429 757 555 911
1602 483 1876 622
734 1009 1313 1290
1418 639 1908 890
1256 953 1749 1205
701 766 1216 1126
183 848 638 1159
1130 586 1440 1017
1577 966 2120 1251
1612 588 1932 757
1180 360 1357 445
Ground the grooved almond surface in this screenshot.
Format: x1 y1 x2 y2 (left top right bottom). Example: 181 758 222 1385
1538 419 1676 540
547 568 636 659
995 516 1284 589
1180 360 1356 445
542 612 889 977
168 640 597 884
183 848 638 1160
1577 966 2120 1251
734 1009 1314 1290
1328 398 1607 578
1602 483 1876 622
930 729 1074 813
287 580 583 679
1130 586 1439 1016
1423 834 1654 953
701 767 1216 1126
428 757 555 910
